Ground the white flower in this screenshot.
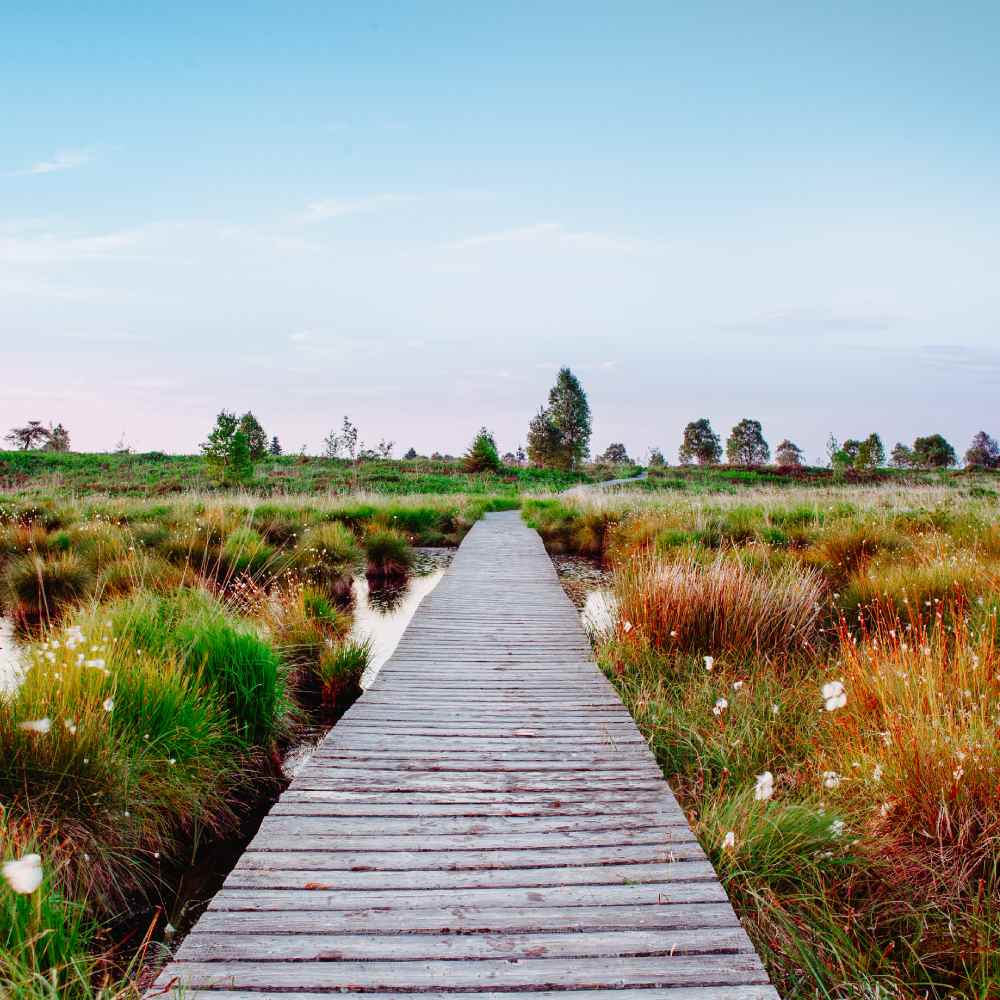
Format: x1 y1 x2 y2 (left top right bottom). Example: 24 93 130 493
18 718 51 735
622 621 633 633
733 680 744 691
872 764 882 783
771 703 780 716
822 770 842 790
829 819 845 838
754 771 774 801
2 854 43 894
102 698 114 713
713 697 728 716
669 630 678 638
722 831 736 850
703 656 714 671
822 680 847 712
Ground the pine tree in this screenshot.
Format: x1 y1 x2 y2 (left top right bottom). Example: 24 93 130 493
269 436 282 456
464 428 501 472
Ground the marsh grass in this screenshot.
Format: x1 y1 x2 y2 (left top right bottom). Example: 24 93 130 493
613 550 823 661
363 528 414 579
587 481 1000 997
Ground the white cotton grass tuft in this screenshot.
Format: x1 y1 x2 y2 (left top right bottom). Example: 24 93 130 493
722 831 736 850
822 770 842 789
102 697 115 713
754 771 774 801
703 655 714 671
18 718 51 735
822 680 847 712
713 697 728 716
2 853 43 894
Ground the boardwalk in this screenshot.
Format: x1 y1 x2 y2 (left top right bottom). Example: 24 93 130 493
153 511 778 999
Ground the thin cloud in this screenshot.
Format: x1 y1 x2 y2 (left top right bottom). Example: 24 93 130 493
444 222 648 253
16 149 94 176
298 193 408 223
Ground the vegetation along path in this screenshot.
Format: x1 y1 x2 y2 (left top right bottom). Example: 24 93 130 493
152 510 777 999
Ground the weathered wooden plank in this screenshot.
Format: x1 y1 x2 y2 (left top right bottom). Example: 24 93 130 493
166 990 779 1000
221 859 717 891
190 901 742 935
176 927 756 962
206 881 732 910
155 954 770 990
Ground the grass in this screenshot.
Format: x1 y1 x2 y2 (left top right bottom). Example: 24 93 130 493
363 528 414 579
571 479 1000 998
0 450 629 498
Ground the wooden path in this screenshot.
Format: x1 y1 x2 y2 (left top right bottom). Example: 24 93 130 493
153 511 778 999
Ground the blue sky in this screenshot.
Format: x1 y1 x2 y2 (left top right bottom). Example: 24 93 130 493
2 2 997 459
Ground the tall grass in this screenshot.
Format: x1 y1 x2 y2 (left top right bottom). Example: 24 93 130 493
614 550 823 660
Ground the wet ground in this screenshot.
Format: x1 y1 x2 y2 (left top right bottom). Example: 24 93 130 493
551 555 617 638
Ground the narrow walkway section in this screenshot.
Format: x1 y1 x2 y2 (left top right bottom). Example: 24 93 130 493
153 511 778 999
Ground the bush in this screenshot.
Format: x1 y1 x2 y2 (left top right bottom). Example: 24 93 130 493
316 640 370 714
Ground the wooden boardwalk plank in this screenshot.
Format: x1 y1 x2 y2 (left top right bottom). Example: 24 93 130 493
151 511 777 998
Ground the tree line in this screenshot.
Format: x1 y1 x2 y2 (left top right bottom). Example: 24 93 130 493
6 368 1000 476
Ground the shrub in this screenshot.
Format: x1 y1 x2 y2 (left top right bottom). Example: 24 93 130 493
613 551 823 660
463 428 501 473
364 528 414 579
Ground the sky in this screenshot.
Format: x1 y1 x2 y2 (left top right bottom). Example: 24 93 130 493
1 2 997 462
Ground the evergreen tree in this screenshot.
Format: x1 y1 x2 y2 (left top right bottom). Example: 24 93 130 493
403 447 418 460
463 427 501 473
725 419 770 465
678 419 722 465
269 435 282 456
545 367 592 469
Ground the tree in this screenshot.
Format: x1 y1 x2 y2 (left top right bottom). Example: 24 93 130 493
965 431 1000 469
775 439 804 466
44 423 71 452
725 419 769 465
890 442 914 468
678 419 722 465
113 432 132 455
526 408 562 467
269 436 282 456
375 439 394 460
854 432 885 470
201 410 256 485
528 368 591 470
464 427 501 473
403 447 418 460
912 434 957 469
647 447 665 467
4 420 49 450
599 443 630 465
324 416 359 460
237 411 268 459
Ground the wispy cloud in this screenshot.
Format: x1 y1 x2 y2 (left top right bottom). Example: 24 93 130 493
919 344 1000 374
16 148 94 176
444 222 648 253
724 308 898 338
298 193 408 224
